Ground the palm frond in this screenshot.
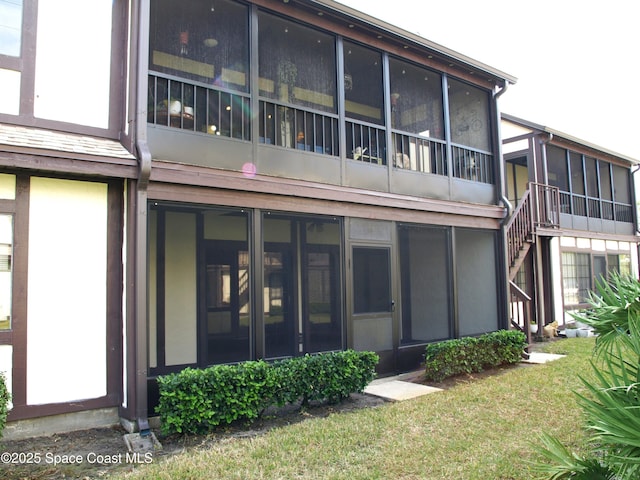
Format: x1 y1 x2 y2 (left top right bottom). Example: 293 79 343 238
532 433 617 479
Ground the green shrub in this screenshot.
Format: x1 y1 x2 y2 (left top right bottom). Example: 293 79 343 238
157 360 275 434
157 350 378 435
0 372 9 438
535 274 640 479
423 330 526 382
299 350 378 405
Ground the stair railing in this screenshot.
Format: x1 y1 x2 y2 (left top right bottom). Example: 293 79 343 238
505 189 533 269
531 182 561 229
509 279 533 352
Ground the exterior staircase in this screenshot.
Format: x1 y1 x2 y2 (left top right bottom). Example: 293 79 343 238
506 183 560 344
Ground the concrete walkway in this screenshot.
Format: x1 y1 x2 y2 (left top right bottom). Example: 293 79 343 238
364 352 566 402
522 352 566 364
364 378 443 401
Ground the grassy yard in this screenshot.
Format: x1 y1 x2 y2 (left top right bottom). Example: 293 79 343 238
117 338 597 480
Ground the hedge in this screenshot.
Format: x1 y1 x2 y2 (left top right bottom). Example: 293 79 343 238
0 372 9 438
156 350 378 435
423 330 527 382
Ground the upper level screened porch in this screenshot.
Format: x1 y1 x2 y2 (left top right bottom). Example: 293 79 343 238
145 0 504 205
503 118 637 237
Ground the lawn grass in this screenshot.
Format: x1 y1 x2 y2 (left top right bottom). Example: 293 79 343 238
116 338 597 480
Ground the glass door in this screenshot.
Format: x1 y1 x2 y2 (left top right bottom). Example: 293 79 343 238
263 214 343 358
204 244 251 365
303 245 342 353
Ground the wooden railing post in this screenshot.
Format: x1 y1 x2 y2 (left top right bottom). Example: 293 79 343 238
509 280 533 355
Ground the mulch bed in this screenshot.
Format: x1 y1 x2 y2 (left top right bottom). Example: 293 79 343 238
0 338 559 479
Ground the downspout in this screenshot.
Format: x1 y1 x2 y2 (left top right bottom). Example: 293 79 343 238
632 165 640 235
132 0 151 436
494 81 512 332
631 165 640 276
493 81 512 216
540 132 553 185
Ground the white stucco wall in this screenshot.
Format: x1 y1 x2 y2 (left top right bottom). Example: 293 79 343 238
549 237 564 325
33 0 112 128
164 212 197 366
0 69 20 115
27 178 108 405
0 345 12 409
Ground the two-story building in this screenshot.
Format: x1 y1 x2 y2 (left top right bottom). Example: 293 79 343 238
0 0 136 438
0 0 516 437
502 114 639 340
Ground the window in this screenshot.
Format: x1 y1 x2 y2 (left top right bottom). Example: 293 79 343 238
0 0 22 115
562 252 591 305
599 161 613 200
148 0 251 138
352 247 390 314
149 205 251 370
607 254 631 277
343 41 386 165
585 157 599 197
618 254 632 277
344 41 383 125
387 58 446 173
456 228 499 336
389 58 443 138
448 78 490 152
599 161 614 219
258 12 336 113
0 214 12 331
593 254 607 284
546 145 569 190
399 225 450 344
585 157 601 218
612 165 631 204
149 0 249 90
0 0 22 57
569 152 585 195
568 152 586 216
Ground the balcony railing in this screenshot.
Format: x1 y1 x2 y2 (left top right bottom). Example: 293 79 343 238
260 100 338 156
558 190 633 223
346 120 386 165
391 132 447 175
148 73 251 140
451 145 494 184
147 74 499 186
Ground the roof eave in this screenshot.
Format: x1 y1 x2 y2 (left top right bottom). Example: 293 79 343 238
502 113 640 165
308 0 518 85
